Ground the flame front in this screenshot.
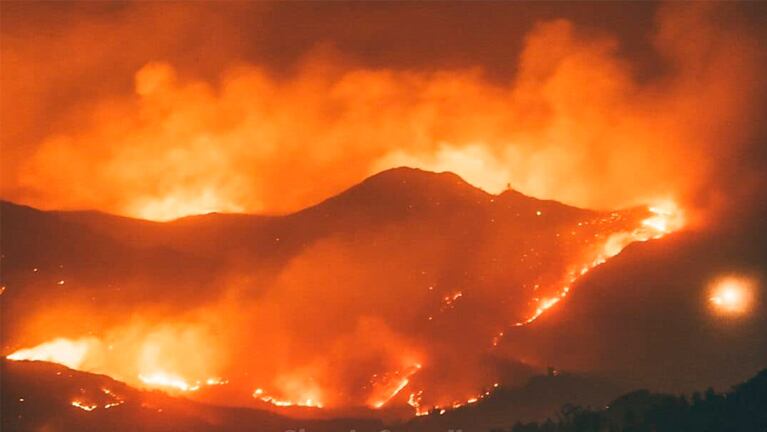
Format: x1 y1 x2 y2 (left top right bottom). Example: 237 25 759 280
509 202 684 328
7 337 98 369
139 373 200 392
5 200 685 416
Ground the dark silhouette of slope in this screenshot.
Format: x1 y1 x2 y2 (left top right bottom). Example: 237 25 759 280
502 206 767 394
1 167 648 348
0 202 219 350
51 168 598 257
500 368 767 432
6 359 764 432
1 359 621 432
399 372 622 432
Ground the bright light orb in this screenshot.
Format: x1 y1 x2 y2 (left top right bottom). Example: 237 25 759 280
708 276 756 316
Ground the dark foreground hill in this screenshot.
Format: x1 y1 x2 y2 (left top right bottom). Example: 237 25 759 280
0 358 618 432
499 369 767 432
501 209 767 393
0 359 384 432
3 359 765 432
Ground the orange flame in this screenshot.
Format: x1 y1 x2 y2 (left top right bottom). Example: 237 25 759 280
509 202 684 328
6 337 99 369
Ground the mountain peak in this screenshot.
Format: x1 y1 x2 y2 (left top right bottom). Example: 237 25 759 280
305 167 492 216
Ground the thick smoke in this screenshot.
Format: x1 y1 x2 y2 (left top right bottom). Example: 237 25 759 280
2 0 766 418
2 3 765 221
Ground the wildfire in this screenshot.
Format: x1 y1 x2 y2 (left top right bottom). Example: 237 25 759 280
6 337 98 369
368 363 423 409
70 387 126 412
5 201 686 417
138 372 228 392
508 202 684 329
101 387 126 409
6 327 226 396
139 372 200 392
441 292 464 310
410 382 500 417
253 388 324 409
372 378 411 409
71 400 98 411
131 190 245 222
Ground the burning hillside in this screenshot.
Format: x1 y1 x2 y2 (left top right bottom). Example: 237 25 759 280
1 168 684 415
2 1 767 429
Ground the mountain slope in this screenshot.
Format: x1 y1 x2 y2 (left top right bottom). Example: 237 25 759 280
0 167 654 411
1 359 622 432
1 359 384 432
502 210 767 393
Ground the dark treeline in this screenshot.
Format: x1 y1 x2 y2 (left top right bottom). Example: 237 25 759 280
494 369 767 432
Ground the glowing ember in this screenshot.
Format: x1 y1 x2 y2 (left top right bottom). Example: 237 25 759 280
71 400 98 411
709 276 756 316
101 387 125 409
69 388 126 412
509 202 684 328
4 199 687 415
411 382 499 416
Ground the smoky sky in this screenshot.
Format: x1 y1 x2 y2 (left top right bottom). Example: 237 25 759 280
2 1 767 414
0 1 660 165
2 1 766 220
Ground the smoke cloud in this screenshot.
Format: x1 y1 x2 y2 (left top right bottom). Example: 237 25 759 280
2 3 764 220
2 0 767 417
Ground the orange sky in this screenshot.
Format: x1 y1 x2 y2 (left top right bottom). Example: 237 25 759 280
2 2 767 414
2 2 766 220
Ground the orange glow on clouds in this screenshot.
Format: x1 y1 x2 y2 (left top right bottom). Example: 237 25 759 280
6 4 763 220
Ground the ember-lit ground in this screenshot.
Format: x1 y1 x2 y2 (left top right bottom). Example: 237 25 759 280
1 169 685 414
1 1 767 431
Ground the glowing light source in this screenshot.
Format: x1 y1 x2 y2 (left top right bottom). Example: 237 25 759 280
709 276 756 316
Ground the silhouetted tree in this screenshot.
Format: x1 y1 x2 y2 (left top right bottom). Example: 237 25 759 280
495 368 767 432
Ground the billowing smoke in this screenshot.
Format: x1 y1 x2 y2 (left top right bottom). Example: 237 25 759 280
2 3 765 221
1 175 681 413
2 0 766 418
